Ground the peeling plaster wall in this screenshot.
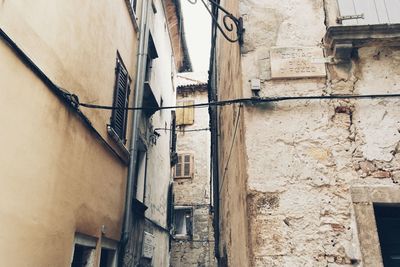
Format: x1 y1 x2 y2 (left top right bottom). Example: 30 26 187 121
216 0 400 266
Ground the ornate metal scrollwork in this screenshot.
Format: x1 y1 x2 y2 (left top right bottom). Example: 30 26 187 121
186 0 244 44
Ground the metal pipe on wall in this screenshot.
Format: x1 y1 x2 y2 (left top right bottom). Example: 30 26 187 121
120 0 151 260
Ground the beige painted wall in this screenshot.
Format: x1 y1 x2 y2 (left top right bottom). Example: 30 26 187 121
0 0 139 266
215 1 250 266
0 0 138 159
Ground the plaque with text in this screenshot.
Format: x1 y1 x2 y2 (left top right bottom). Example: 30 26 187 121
142 232 155 259
270 47 326 79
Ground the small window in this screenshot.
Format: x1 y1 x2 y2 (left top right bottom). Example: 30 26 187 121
99 238 118 267
174 153 194 179
71 233 97 267
109 55 131 143
174 207 193 238
176 100 194 126
337 0 400 25
129 0 137 14
374 204 400 267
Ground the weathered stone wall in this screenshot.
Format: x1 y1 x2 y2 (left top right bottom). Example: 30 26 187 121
171 88 217 267
171 206 216 267
233 0 400 266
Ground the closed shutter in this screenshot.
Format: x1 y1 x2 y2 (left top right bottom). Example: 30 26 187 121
174 153 194 178
111 58 130 142
176 100 194 126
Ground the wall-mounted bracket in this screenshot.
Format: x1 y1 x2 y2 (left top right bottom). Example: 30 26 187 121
336 14 364 24
186 0 244 44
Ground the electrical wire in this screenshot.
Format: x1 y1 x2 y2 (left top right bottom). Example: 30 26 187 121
154 127 210 132
77 93 400 112
219 104 242 193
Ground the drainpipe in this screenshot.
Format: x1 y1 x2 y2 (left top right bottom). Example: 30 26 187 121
121 0 151 258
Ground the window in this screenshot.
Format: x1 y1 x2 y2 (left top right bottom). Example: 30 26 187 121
109 55 131 143
99 238 118 267
170 112 178 166
174 153 194 179
176 100 194 126
71 233 97 267
337 0 400 25
374 204 400 267
129 0 137 14
173 207 193 238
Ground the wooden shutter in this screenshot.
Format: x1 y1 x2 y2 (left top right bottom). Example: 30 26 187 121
175 154 183 178
176 102 184 125
111 58 130 142
176 101 194 126
174 153 193 178
183 100 194 125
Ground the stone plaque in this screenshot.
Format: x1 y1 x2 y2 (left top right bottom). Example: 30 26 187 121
142 232 154 259
270 47 326 79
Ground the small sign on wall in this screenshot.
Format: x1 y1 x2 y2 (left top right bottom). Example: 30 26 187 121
142 232 155 259
270 47 326 79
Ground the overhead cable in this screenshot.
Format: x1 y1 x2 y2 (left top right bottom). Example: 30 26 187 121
78 93 400 112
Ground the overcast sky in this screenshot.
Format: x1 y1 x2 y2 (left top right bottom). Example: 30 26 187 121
180 0 211 72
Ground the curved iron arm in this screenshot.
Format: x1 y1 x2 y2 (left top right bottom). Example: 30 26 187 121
187 0 244 44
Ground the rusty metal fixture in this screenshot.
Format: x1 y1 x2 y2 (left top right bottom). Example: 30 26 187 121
186 0 244 44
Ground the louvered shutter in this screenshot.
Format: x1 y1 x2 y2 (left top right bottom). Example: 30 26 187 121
183 154 191 177
175 155 183 178
111 59 130 142
183 100 194 125
176 101 194 126
176 102 185 125
174 153 193 178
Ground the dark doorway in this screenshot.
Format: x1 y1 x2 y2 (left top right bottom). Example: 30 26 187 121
374 204 400 267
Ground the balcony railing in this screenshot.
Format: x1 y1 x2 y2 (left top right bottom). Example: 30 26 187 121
337 0 400 25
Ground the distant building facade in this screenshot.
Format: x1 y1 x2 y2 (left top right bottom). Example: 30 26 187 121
209 0 400 266
170 73 216 267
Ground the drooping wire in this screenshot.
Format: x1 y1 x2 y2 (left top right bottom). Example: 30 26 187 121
78 93 400 112
154 128 210 132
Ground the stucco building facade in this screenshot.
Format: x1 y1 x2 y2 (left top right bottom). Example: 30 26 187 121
209 0 400 266
0 0 189 266
170 72 216 267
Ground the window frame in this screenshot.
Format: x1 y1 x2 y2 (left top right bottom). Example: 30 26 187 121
174 153 194 179
126 0 139 31
173 206 193 239
70 233 98 267
99 238 118 267
351 186 400 266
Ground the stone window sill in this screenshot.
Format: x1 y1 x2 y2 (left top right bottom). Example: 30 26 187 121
324 23 400 61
